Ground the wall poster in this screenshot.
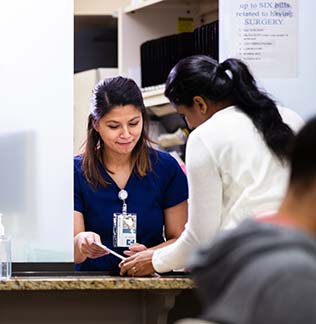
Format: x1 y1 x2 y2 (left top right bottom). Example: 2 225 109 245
220 0 298 78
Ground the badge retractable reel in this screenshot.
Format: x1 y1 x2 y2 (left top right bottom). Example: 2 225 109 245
118 189 128 214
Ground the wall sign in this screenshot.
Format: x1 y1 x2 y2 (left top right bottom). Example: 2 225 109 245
221 0 298 78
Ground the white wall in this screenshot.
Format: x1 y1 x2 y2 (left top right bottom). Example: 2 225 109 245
0 0 73 261
74 68 118 155
220 0 316 120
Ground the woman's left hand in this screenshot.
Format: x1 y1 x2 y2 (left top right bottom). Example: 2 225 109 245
119 249 155 276
123 242 147 257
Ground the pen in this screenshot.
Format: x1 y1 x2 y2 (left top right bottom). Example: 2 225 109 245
92 241 160 277
92 241 126 261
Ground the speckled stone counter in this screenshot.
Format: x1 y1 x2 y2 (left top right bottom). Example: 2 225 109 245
0 276 198 324
0 275 195 291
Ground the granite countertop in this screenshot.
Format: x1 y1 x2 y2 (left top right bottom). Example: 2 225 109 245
0 275 195 291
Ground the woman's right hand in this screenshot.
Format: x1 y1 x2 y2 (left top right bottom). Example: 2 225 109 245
123 242 147 257
74 231 109 261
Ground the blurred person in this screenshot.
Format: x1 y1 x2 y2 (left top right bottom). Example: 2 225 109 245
187 117 316 324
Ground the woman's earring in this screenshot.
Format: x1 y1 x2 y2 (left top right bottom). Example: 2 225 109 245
200 105 207 114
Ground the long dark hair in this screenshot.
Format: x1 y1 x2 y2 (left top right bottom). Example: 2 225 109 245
82 76 152 188
165 55 294 163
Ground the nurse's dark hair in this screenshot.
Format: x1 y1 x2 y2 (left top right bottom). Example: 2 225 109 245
165 55 295 163
289 117 316 192
81 76 152 188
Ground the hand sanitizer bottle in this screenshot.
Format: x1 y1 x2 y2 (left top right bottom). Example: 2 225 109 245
0 213 12 280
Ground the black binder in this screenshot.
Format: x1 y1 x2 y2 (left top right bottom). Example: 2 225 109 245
141 21 219 88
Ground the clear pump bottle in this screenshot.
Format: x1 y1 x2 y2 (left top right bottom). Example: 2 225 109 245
0 213 12 280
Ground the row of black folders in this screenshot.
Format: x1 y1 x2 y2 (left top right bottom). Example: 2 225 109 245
140 20 219 88
194 20 219 60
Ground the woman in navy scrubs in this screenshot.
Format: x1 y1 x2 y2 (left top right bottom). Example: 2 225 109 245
74 76 188 274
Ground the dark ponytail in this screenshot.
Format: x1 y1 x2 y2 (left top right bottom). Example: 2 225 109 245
165 55 294 163
220 58 294 163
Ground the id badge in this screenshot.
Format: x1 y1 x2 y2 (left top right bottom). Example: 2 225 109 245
113 213 137 247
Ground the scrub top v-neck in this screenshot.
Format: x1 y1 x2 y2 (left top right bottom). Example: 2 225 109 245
100 162 133 194
74 149 188 272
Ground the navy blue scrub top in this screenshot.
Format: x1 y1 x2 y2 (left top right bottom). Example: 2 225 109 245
74 149 188 272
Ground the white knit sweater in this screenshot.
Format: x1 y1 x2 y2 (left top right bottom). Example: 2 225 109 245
153 106 304 273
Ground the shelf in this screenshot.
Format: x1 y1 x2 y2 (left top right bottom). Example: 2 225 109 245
124 0 207 13
124 0 165 13
125 0 215 13
119 0 218 87
74 0 130 16
142 85 169 107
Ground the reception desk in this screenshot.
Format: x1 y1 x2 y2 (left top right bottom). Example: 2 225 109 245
0 274 198 324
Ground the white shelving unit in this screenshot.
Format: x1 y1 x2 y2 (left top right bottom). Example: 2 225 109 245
142 85 169 107
118 0 218 105
118 0 219 155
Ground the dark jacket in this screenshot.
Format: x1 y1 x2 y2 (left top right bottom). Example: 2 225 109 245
190 219 316 324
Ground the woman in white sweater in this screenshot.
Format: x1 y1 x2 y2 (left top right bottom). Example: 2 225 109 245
119 55 303 276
